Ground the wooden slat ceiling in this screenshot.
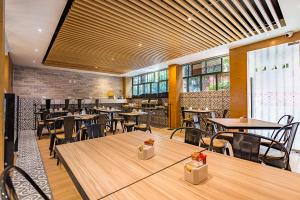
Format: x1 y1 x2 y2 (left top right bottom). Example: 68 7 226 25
43 0 285 74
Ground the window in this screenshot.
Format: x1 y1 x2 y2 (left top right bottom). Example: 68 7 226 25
189 77 201 92
183 55 230 92
132 69 168 98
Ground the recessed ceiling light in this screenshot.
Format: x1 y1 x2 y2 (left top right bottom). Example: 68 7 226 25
34 48 39 52
37 28 42 33
187 17 192 21
95 67 98 69
138 43 142 47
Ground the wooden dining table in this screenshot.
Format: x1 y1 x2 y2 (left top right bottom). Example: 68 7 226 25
56 131 204 200
207 118 283 131
95 108 122 132
102 151 300 200
119 112 147 125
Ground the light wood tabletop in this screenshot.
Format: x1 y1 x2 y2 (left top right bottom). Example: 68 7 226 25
183 109 213 114
118 112 147 117
103 151 300 200
207 118 283 130
56 131 204 200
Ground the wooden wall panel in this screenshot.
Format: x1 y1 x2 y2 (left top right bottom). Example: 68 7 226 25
0 0 5 171
230 31 300 117
168 64 182 129
3 54 13 93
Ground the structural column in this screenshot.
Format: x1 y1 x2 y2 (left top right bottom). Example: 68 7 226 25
168 64 182 129
0 0 5 171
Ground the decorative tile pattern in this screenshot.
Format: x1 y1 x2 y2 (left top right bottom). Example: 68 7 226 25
180 90 230 125
12 130 52 200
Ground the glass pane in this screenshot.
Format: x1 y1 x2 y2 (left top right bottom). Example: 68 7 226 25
159 81 167 93
188 77 201 92
141 75 147 83
206 58 222 73
183 78 188 92
133 85 138 96
155 72 159 82
138 85 144 95
145 83 151 94
159 70 167 81
222 56 230 72
182 65 191 77
218 73 230 90
202 75 216 91
151 83 158 94
192 62 204 76
133 77 139 85
147 73 155 82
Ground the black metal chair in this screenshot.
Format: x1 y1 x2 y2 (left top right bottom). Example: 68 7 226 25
113 114 125 134
134 111 153 133
181 107 193 128
267 115 294 140
86 124 105 139
260 122 299 168
210 131 291 170
0 166 50 200
170 127 205 146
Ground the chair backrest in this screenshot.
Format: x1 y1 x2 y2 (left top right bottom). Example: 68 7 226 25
210 132 290 170
278 115 294 124
87 124 105 139
272 122 300 154
170 127 204 146
63 116 75 139
222 109 229 118
0 166 50 200
146 111 153 127
96 114 108 125
181 107 186 119
232 133 261 162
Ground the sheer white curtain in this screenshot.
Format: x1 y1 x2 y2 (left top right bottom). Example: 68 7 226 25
247 43 300 150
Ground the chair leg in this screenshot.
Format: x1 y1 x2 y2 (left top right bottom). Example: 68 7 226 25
57 157 60 166
225 147 230 156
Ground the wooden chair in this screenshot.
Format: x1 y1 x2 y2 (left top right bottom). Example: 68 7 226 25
0 165 50 200
37 110 50 139
54 117 78 165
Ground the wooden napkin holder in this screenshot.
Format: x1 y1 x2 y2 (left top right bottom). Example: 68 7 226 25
138 145 154 160
184 161 208 185
240 117 248 123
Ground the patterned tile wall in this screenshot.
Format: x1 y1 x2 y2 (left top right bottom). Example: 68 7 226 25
130 98 168 127
180 90 230 122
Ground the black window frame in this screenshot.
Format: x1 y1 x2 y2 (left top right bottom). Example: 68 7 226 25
183 55 230 93
132 69 168 98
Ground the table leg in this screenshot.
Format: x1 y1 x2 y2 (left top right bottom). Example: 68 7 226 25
49 134 55 155
135 116 139 125
110 113 114 132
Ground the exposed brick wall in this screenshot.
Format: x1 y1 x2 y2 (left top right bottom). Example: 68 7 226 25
13 66 123 99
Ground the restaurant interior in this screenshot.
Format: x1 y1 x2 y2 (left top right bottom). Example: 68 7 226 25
1 0 300 199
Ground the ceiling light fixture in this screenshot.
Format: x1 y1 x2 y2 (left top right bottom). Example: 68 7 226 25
34 48 39 52
37 28 43 33
138 43 142 47
187 17 192 21
95 67 98 69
